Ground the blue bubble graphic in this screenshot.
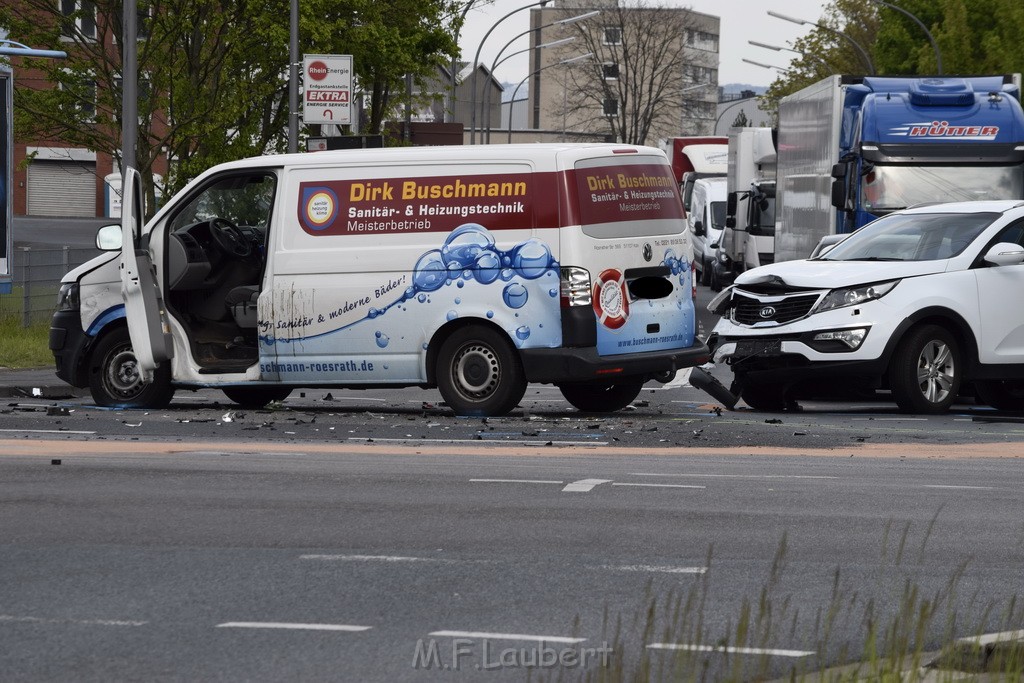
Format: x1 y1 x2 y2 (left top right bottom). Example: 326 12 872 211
442 223 494 268
486 310 494 319
413 251 448 292
516 326 530 340
549 288 559 298
446 310 459 321
417 293 427 303
454 297 462 305
512 239 552 279
499 268 515 282
404 286 415 299
503 282 528 309
375 331 389 348
456 280 465 288
473 251 501 284
367 308 381 319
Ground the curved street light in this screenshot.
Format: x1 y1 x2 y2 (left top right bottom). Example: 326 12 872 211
742 57 790 74
748 40 831 71
484 35 576 143
767 10 875 75
865 0 942 74
508 53 593 144
469 0 551 144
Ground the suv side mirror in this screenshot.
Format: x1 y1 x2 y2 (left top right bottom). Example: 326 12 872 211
984 242 1024 266
96 224 123 251
692 220 705 236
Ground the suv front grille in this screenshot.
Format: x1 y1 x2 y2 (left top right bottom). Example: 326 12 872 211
731 291 821 326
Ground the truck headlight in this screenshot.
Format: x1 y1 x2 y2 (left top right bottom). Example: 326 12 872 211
56 282 80 312
814 280 898 314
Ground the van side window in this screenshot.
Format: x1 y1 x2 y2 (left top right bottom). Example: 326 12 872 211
169 173 277 233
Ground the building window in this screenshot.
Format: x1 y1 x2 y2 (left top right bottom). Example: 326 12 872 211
686 65 718 85
603 98 618 116
603 27 622 46
685 29 718 53
60 0 97 41
61 70 96 121
602 63 619 81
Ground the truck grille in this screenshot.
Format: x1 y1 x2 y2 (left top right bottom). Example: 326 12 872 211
731 291 821 325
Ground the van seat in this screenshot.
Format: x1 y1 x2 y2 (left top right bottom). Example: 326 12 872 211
226 285 260 328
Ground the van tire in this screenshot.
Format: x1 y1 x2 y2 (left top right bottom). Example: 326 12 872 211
88 327 174 408
888 325 960 414
222 386 292 408
973 380 1024 411
559 381 644 413
436 326 526 417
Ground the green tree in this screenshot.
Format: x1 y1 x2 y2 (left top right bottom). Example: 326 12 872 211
731 110 749 128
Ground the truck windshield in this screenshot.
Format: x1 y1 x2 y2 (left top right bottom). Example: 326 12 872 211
862 165 1024 212
820 212 998 262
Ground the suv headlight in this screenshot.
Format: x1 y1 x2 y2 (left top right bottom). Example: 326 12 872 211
814 280 898 314
56 282 80 312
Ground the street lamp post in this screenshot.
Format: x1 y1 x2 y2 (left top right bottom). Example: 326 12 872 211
484 36 575 143
449 1 479 124
508 53 592 144
749 40 831 70
864 0 942 74
469 0 551 145
767 10 875 75
741 58 790 74
288 0 298 153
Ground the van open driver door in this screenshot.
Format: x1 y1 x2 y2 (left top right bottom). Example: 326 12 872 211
119 167 173 382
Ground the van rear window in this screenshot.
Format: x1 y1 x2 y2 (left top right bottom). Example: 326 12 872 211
574 156 685 238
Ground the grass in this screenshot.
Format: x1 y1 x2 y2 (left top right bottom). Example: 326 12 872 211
545 518 1024 683
0 316 53 368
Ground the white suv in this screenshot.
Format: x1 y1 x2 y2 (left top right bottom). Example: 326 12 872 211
708 200 1024 413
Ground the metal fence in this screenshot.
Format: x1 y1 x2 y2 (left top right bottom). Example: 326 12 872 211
0 246 102 325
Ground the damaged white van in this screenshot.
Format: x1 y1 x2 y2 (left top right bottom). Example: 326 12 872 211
50 144 708 416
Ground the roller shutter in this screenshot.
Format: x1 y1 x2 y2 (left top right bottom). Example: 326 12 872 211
27 161 97 216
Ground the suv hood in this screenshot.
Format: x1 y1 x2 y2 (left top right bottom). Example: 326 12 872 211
735 259 946 289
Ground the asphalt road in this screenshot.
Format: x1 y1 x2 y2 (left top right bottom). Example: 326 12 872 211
1 441 1022 681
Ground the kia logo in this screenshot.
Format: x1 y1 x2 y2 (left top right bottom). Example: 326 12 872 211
642 243 653 262
759 306 776 319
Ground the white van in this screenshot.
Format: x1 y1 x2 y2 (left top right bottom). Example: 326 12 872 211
50 144 708 416
688 177 727 287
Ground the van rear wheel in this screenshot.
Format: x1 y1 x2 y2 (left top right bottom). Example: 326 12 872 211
436 326 526 416
559 381 643 413
88 327 174 408
222 386 292 408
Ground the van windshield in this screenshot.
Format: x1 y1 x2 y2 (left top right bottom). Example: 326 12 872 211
574 156 686 239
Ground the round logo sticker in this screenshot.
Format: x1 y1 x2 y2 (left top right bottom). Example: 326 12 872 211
593 268 629 329
304 189 337 230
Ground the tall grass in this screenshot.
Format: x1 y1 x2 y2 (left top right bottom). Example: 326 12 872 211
547 520 1024 683
0 316 53 368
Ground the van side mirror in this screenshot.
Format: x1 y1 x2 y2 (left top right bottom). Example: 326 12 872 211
96 224 123 251
692 220 705 236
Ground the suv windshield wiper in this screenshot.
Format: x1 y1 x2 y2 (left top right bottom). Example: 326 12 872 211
837 256 905 262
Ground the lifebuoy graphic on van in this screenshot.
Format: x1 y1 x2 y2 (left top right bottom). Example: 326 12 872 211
593 269 629 329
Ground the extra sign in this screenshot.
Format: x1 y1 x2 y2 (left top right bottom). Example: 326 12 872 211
303 54 353 126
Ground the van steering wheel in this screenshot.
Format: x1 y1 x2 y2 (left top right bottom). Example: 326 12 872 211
210 217 252 258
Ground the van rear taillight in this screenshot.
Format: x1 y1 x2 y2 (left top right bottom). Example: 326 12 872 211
691 260 698 300
560 267 592 308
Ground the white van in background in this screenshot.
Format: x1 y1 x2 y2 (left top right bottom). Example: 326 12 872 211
50 144 709 416
689 177 728 287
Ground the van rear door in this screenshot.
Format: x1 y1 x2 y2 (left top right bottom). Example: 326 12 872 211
119 167 173 382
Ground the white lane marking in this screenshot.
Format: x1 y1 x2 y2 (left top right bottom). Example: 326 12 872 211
611 483 706 489
429 630 585 644
647 643 814 658
0 614 146 627
348 438 607 446
471 478 564 484
600 565 707 574
216 622 371 632
957 629 1024 646
850 417 929 421
629 473 838 480
562 478 611 492
923 485 995 491
0 429 96 435
300 554 453 563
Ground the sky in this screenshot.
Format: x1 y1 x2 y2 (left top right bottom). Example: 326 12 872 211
459 0 832 88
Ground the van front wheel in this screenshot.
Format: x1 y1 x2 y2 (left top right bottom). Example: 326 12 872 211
436 326 526 416
559 381 643 413
88 327 174 408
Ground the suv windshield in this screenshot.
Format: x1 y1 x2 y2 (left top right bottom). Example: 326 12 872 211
819 212 998 262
